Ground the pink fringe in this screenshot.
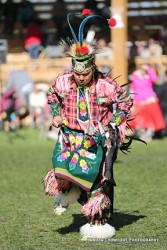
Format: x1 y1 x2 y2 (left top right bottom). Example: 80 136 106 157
82 194 111 218
57 179 72 191
42 169 72 196
42 169 58 196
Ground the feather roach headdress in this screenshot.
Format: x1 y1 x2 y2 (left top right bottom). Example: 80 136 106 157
62 9 116 73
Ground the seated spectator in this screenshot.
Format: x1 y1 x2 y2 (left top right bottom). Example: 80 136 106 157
148 36 163 56
137 41 151 58
96 38 113 59
96 38 113 76
29 84 49 128
24 19 44 59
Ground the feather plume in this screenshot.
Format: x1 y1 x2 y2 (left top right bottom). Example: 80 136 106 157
61 10 116 59
60 39 99 58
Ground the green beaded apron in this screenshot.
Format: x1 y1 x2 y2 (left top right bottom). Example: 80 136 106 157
52 87 105 191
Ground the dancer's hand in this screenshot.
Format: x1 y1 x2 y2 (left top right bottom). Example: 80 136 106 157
52 116 62 128
52 116 67 127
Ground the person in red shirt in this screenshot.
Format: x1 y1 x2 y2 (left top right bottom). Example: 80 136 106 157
24 19 43 59
43 10 133 240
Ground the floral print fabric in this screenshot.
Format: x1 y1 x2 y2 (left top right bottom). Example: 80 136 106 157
52 126 104 191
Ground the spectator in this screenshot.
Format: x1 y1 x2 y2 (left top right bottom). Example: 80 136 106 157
148 36 163 56
1 87 17 122
84 0 99 14
96 38 113 76
129 64 165 142
84 0 101 31
24 19 44 59
128 37 139 59
160 21 167 55
96 38 113 60
1 86 28 130
100 0 111 19
52 0 67 41
138 41 151 58
1 0 18 36
17 0 34 29
29 83 49 128
153 70 167 137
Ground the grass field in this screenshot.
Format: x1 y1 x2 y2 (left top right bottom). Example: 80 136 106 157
0 129 167 250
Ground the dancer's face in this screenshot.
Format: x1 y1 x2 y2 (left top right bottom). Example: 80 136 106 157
73 69 93 87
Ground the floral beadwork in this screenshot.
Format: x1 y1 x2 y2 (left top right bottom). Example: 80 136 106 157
80 159 89 173
58 151 70 162
79 94 88 118
78 149 86 157
53 126 104 191
78 149 96 160
66 132 83 151
68 133 76 144
69 153 79 170
75 134 84 148
84 137 96 148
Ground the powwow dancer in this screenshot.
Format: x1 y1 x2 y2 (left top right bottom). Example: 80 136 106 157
42 9 134 240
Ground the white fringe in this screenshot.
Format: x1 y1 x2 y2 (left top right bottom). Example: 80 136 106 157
80 223 115 240
54 185 81 214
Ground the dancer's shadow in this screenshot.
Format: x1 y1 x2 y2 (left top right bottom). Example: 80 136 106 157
55 210 146 234
112 209 146 230
55 214 87 234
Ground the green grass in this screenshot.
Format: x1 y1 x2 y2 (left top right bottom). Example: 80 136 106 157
0 129 167 250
